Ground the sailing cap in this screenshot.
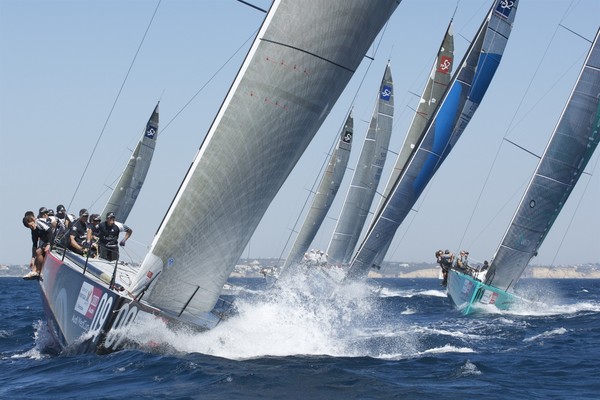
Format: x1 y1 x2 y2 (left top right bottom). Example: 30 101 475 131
79 209 89 217
48 209 55 216
106 212 116 219
91 213 101 222
56 204 66 213
38 207 48 215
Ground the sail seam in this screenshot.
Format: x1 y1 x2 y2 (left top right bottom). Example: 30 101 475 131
486 25 510 41
261 38 355 73
499 243 533 254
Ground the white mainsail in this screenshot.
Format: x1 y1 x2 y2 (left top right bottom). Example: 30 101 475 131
281 112 353 273
346 0 518 280
326 63 394 265
485 29 600 291
101 102 159 222
130 0 400 322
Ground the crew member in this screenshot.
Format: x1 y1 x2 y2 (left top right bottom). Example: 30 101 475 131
97 212 132 261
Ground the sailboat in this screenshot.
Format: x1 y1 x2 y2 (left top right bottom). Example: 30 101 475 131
346 0 518 280
446 28 600 315
37 0 400 354
280 112 353 274
368 21 455 270
100 101 160 222
326 63 394 266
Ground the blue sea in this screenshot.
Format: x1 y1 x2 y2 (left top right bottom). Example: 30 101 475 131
1 275 599 399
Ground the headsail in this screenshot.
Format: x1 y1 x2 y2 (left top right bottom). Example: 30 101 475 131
369 22 455 269
281 112 353 272
130 0 400 321
326 63 394 265
101 102 159 222
485 29 600 291
346 0 518 280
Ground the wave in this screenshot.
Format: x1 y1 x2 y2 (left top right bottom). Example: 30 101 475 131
420 344 475 355
523 328 568 343
378 287 446 298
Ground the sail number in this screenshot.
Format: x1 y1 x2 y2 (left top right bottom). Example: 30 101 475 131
89 293 113 341
104 302 139 350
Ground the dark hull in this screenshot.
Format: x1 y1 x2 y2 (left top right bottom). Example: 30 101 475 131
446 269 518 315
39 252 150 354
38 251 220 354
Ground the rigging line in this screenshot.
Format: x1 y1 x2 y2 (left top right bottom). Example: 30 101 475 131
161 30 257 134
547 153 600 269
456 5 573 253
503 1 574 137
504 138 541 159
464 178 528 251
67 0 162 212
504 54 587 137
559 24 594 43
88 119 150 211
235 0 268 14
452 0 460 20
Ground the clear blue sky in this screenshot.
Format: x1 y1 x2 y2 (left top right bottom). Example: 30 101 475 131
1 0 598 267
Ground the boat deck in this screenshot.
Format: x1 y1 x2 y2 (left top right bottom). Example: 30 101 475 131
51 247 139 298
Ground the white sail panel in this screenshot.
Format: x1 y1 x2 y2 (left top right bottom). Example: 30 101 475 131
486 30 600 291
326 63 394 265
102 102 159 222
132 0 400 320
281 113 353 272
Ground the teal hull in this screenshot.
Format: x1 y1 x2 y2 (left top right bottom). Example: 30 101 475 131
446 269 518 315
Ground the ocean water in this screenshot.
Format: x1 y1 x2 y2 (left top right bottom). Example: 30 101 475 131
1 275 599 399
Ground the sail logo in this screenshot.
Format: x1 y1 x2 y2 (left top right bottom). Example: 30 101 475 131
145 126 157 139
495 0 514 19
75 282 102 319
438 56 452 74
343 130 353 144
380 85 392 101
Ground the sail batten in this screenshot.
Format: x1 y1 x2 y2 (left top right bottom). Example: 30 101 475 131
130 0 400 320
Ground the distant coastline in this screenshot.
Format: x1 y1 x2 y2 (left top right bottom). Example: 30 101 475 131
3 260 599 279
232 259 600 279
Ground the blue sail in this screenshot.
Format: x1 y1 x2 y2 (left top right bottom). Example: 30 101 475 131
346 0 518 280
